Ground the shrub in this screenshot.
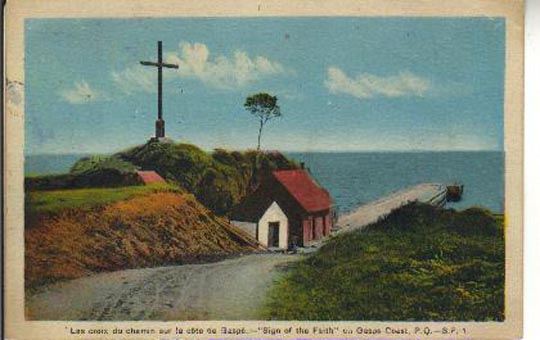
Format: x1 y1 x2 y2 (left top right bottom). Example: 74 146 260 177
25 169 140 191
70 155 135 175
26 154 140 191
447 207 499 236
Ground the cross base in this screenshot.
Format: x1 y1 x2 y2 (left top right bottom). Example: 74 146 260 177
155 119 165 138
148 136 174 144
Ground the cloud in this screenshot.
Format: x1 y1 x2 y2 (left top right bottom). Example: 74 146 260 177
325 67 430 99
165 42 287 89
107 42 287 95
112 66 155 94
60 81 102 104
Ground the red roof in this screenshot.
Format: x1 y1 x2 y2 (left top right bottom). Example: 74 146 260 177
272 169 331 213
136 170 165 184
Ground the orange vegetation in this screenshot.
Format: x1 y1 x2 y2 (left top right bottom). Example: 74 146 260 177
25 192 260 289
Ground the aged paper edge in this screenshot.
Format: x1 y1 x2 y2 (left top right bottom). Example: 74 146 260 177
4 0 524 339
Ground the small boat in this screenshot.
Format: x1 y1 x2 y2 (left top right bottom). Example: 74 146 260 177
446 183 464 202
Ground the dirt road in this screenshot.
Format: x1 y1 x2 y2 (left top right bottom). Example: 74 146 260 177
26 253 297 320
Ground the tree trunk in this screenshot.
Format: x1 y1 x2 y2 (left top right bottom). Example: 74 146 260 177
250 120 265 189
257 120 264 152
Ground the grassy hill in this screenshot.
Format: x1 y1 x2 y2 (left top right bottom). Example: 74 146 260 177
25 185 262 290
114 141 298 215
263 203 504 321
24 141 297 289
27 140 298 215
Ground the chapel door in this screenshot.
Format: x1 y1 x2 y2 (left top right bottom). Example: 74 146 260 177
268 222 280 248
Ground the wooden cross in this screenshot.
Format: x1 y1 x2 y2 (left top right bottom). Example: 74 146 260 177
140 41 179 139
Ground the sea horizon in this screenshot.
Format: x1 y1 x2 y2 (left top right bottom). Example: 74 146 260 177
24 150 504 175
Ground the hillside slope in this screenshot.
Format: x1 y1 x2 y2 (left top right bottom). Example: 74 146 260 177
264 203 504 321
25 191 261 289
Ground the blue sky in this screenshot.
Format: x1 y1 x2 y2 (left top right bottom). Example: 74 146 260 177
25 17 505 154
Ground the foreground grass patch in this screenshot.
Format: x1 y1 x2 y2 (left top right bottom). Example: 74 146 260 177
263 203 504 321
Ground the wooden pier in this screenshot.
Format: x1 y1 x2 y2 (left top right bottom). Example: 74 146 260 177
336 183 447 233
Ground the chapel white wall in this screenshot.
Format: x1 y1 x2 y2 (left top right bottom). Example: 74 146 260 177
258 201 288 249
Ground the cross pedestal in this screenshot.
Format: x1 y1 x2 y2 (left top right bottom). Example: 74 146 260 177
155 119 165 138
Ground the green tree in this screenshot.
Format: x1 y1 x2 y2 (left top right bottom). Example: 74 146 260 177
244 93 282 152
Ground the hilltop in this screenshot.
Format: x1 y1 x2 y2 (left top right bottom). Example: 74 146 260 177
26 140 299 215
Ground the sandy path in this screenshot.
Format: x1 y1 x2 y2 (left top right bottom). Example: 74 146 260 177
337 183 446 232
26 253 298 321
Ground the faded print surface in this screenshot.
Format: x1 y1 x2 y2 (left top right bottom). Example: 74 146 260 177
24 17 505 322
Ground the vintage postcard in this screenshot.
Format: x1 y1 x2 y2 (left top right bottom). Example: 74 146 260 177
4 0 524 339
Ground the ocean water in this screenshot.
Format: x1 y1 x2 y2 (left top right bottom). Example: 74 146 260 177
287 152 504 214
25 151 504 213
25 154 89 175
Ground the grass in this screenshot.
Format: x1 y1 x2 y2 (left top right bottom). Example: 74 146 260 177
26 182 180 214
263 203 504 321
